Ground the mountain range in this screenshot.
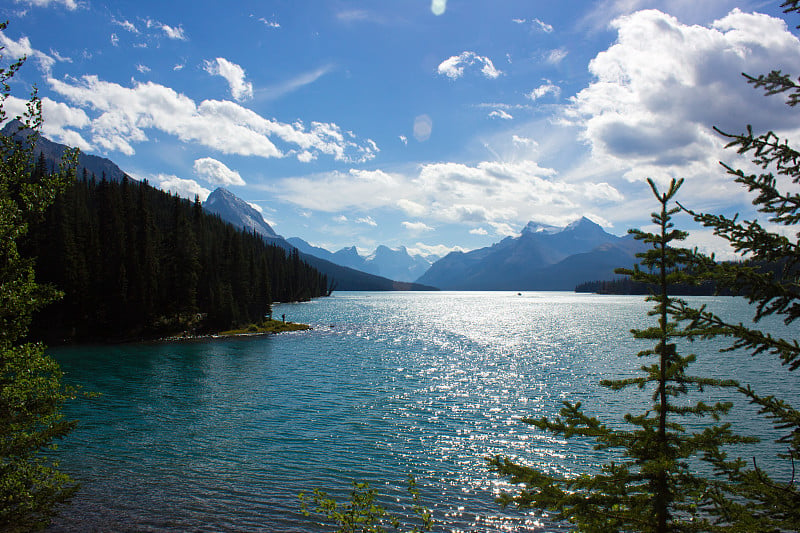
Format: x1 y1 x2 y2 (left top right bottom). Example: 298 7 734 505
416 218 645 290
287 238 435 283
4 122 645 292
201 187 435 291
1 120 128 182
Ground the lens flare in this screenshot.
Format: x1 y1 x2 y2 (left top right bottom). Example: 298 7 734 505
431 0 446 16
413 114 433 142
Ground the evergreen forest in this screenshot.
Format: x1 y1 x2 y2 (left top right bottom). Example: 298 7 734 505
25 170 329 342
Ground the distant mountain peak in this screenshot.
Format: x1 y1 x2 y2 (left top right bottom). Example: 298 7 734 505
522 221 561 235
204 187 280 239
565 216 601 231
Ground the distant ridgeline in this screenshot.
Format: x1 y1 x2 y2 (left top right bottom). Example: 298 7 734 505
26 175 329 342
574 277 722 295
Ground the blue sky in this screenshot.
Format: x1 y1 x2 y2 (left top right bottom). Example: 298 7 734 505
1 0 798 259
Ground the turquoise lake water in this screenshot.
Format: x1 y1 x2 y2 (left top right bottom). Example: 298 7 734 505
46 291 799 532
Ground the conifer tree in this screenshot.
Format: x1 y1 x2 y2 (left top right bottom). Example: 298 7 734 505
490 178 756 532
0 23 78 531
661 2 800 526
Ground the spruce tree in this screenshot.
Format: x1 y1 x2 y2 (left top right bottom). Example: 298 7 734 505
662 2 800 526
490 178 756 532
0 24 79 531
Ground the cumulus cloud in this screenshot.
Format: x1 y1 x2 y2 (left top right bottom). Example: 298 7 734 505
204 57 254 102
157 175 211 201
567 8 800 191
193 157 246 186
160 23 186 40
135 64 150 74
470 227 488 235
2 94 93 150
437 51 502 80
46 74 378 162
269 158 622 237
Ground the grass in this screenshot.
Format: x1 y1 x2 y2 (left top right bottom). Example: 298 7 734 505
219 318 311 336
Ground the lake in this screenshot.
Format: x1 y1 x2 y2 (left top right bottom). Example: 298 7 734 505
47 291 798 532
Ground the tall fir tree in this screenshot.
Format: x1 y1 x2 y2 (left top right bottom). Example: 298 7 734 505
662 1 800 527
0 24 79 531
490 179 757 532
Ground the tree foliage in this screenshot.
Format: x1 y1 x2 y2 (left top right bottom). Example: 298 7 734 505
300 476 433 533
23 175 329 341
0 22 78 531
665 7 800 524
490 179 759 532
492 3 800 530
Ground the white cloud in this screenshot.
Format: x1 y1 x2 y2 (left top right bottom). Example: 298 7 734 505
203 57 253 102
567 7 800 198
144 18 187 40
15 0 77 10
399 135 408 145
193 157 246 186
247 202 264 214
112 18 139 33
135 64 150 74
407 242 463 258
0 30 60 73
469 227 488 235
431 0 447 16
255 64 333 101
533 18 554 33
512 17 553 32
396 199 427 217
49 48 71 62
47 75 378 162
356 216 378 226
403 221 433 233
512 135 537 146
489 109 513 120
3 94 93 150
528 82 561 100
160 23 186 40
257 17 280 28
545 48 568 64
437 51 502 80
110 33 119 46
269 158 620 236
173 63 184 71
157 175 211 201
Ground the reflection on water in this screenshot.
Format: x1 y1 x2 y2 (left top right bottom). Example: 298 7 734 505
48 292 798 532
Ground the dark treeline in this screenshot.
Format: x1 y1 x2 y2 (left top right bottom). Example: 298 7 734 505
574 276 722 295
25 171 329 342
575 259 791 296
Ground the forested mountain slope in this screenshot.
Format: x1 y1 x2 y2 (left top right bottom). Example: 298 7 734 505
26 176 329 342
